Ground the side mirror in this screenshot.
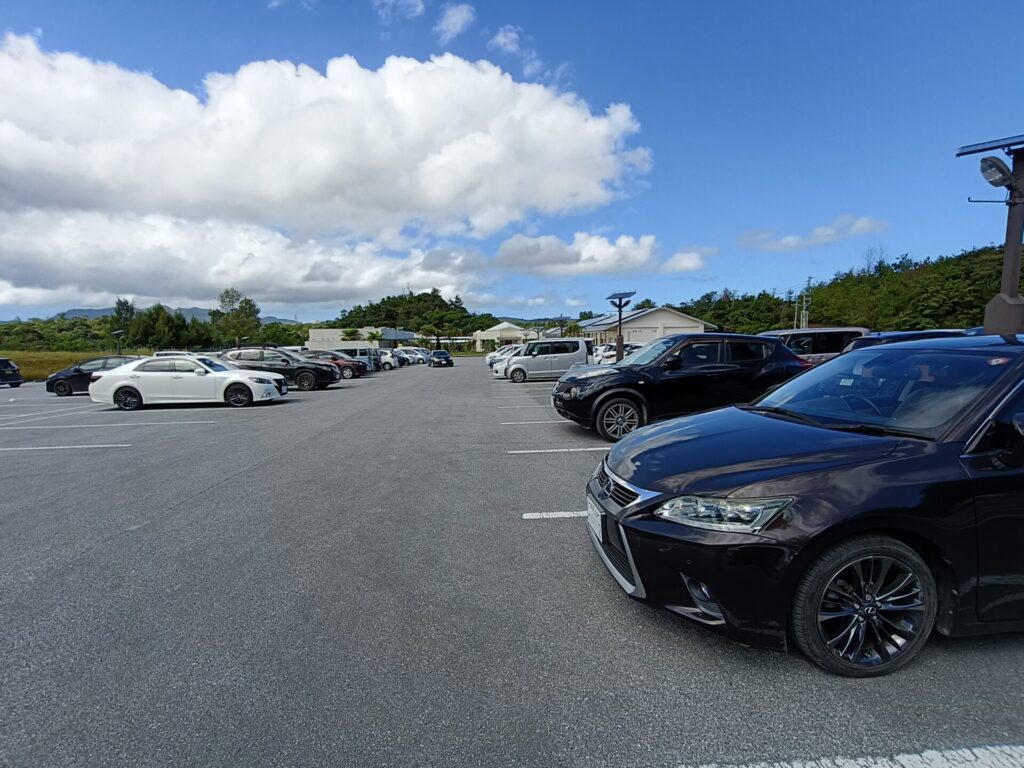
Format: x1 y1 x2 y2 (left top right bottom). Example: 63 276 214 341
663 356 682 371
193 368 206 376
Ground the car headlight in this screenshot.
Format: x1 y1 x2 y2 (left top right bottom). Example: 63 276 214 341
251 377 272 385
654 496 793 533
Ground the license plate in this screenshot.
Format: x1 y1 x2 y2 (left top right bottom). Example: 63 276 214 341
281 385 288 393
587 496 603 542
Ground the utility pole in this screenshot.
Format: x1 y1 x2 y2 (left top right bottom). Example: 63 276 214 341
800 277 812 328
606 292 636 362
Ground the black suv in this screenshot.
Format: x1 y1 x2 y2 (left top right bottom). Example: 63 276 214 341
220 347 340 390
553 333 809 441
0 358 23 388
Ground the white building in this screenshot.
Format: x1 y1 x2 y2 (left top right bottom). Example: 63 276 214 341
472 321 529 351
306 327 416 351
579 307 713 345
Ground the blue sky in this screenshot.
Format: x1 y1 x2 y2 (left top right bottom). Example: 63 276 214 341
0 0 1021 322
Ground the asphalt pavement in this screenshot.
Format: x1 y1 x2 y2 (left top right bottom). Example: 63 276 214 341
1 363 1022 767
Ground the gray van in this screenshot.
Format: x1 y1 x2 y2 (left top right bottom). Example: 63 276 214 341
506 338 593 383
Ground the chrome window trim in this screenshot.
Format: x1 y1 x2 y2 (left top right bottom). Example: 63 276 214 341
963 378 1024 455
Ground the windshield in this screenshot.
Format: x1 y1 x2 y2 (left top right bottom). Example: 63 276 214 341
277 348 307 363
617 337 675 367
755 348 1015 438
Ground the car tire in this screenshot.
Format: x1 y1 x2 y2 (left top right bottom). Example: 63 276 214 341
9 382 21 388
296 371 317 391
225 384 253 407
791 535 937 678
114 386 143 411
53 380 72 397
383 362 393 371
341 367 354 379
510 369 527 384
595 397 643 441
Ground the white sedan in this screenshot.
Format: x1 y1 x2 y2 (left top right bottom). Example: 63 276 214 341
89 356 288 410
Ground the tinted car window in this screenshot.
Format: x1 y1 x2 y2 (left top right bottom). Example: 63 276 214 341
678 342 721 365
172 359 201 372
236 350 261 361
137 360 174 372
78 359 105 372
549 341 577 355
728 341 770 362
814 332 852 355
103 357 130 369
263 351 288 363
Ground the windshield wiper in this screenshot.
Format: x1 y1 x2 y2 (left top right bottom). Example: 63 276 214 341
821 423 933 441
738 405 822 426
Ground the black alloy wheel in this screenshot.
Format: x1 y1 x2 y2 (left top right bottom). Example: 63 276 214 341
114 387 143 411
225 384 253 407
510 369 527 383
296 371 317 391
341 366 354 379
53 380 72 397
595 397 642 441
8 382 20 388
792 535 937 677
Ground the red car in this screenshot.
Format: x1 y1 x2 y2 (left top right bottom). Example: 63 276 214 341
301 350 367 379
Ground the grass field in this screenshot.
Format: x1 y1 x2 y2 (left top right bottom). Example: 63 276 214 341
0 350 122 382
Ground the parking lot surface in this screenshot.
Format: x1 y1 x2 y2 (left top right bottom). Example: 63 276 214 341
1 363 1022 767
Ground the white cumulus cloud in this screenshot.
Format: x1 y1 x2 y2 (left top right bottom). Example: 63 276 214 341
739 215 888 253
661 245 716 273
495 232 657 277
0 33 648 242
434 4 475 44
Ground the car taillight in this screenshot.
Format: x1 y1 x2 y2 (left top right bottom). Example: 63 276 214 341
90 374 102 382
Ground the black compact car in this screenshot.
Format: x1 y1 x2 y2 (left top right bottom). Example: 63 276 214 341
46 355 141 396
220 347 340 390
430 350 454 367
843 329 966 353
0 358 23 388
553 333 810 441
586 336 1024 676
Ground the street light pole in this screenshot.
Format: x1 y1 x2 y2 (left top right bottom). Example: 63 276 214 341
606 292 635 362
956 135 1024 334
112 329 125 355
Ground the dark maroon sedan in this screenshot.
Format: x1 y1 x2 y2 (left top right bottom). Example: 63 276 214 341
301 350 367 379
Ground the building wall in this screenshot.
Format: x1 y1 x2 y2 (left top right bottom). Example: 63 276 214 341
587 309 706 344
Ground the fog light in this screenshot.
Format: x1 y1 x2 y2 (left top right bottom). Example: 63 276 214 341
683 576 723 620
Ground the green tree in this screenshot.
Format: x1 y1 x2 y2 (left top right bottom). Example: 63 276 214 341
209 288 261 345
342 328 361 340
633 298 657 310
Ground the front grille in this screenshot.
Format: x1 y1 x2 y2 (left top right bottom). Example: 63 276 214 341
275 380 287 394
596 463 640 508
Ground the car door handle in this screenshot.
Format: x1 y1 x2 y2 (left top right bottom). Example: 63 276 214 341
128 374 140 378
172 375 184 379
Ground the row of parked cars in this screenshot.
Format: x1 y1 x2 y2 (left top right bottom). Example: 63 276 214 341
33 343 453 409
489 325 1020 677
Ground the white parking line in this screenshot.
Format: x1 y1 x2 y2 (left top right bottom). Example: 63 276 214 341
507 447 607 454
492 396 549 399
0 444 132 452
522 511 587 519
0 403 101 421
0 406 107 427
0 403 94 407
0 420 218 430
685 745 1024 768
500 420 566 425
495 405 552 409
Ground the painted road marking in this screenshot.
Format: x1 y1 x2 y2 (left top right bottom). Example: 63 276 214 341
0 407 107 427
500 420 566 425
495 405 552 409
522 511 588 519
492 396 550 399
0 444 133 452
0 403 101 422
507 447 607 454
0 420 218 430
685 745 1024 768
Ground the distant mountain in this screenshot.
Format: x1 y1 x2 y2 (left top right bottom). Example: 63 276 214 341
50 307 300 325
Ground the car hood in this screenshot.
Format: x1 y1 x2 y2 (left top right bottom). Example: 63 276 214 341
607 406 901 496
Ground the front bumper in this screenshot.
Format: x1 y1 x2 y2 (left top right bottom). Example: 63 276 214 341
551 391 592 427
585 465 794 650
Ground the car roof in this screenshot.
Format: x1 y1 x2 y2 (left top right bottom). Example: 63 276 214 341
758 327 869 335
658 332 783 344
856 334 1024 353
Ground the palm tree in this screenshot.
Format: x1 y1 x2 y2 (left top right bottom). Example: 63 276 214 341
419 324 441 349
341 328 361 341
365 330 383 342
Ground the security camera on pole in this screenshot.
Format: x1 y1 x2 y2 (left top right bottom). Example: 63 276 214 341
606 291 636 362
956 134 1024 334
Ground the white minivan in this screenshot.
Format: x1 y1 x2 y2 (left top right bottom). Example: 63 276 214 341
506 338 593 383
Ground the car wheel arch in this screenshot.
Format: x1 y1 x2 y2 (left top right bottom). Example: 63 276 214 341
591 387 649 423
783 520 957 637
